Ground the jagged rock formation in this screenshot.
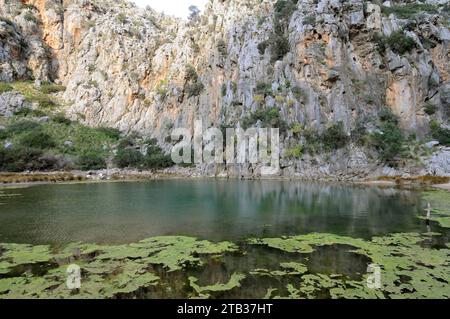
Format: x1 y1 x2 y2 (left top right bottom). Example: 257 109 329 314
1 0 449 177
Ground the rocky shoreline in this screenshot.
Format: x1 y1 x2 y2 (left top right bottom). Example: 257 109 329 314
1 166 449 191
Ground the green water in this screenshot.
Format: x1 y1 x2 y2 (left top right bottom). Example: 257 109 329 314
1 180 449 299
0 179 433 245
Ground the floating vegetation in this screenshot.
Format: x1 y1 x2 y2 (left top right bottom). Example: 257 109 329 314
0 237 238 299
421 191 450 228
189 273 246 298
0 231 449 299
249 232 450 299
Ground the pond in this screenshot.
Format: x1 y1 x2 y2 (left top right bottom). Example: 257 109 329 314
0 179 434 244
0 180 449 299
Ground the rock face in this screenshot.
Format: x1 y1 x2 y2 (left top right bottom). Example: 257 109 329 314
0 0 449 177
425 147 450 176
0 91 28 116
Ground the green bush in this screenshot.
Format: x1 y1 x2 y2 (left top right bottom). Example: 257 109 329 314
382 4 439 19
143 140 174 169
258 41 269 55
6 120 41 135
321 122 349 151
430 121 450 146
424 104 437 116
379 107 398 125
184 65 204 98
96 127 121 140
0 146 43 172
284 144 303 159
40 83 66 94
52 113 72 125
255 82 273 96
77 152 107 170
292 86 303 100
186 82 204 98
185 65 198 82
241 107 288 132
217 39 227 57
13 107 47 117
384 30 416 55
19 130 56 149
0 82 13 94
371 122 405 165
0 129 7 140
269 34 290 63
114 148 144 168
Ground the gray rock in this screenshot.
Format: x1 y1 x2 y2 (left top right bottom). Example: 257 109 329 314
38 116 51 123
0 92 28 117
4 142 13 149
425 141 440 149
63 141 74 148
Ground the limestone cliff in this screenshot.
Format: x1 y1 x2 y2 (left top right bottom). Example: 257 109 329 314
1 0 449 178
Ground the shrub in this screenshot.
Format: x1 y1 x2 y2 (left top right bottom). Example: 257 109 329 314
241 107 288 132
302 128 322 154
285 144 303 159
371 122 404 165
384 30 416 55
256 82 273 96
379 107 398 125
217 39 227 56
0 146 43 172
96 127 121 140
0 82 13 94
77 152 107 170
52 113 72 125
303 15 316 26
114 148 143 168
292 86 303 100
143 140 174 170
381 4 439 19
186 82 204 98
321 122 349 151
221 83 227 97
19 130 56 149
424 104 437 116
184 65 204 98
0 129 7 140
7 120 41 135
13 107 47 117
35 95 56 108
258 41 269 55
185 65 198 82
117 13 128 24
430 121 450 146
269 34 290 63
40 83 66 94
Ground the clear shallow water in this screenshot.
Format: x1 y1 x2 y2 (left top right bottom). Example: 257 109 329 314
0 180 432 245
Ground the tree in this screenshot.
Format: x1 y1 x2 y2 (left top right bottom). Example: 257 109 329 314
188 5 200 21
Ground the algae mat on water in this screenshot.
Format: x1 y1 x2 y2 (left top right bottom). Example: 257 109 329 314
0 232 449 299
421 191 450 228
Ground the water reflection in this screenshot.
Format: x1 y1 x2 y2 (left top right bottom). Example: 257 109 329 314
0 180 427 244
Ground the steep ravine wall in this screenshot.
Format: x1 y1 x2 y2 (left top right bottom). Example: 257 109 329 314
1 0 449 178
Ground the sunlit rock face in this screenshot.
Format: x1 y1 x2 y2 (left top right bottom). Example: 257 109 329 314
0 0 449 175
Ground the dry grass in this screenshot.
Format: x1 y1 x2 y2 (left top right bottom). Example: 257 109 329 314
0 173 85 184
377 175 450 186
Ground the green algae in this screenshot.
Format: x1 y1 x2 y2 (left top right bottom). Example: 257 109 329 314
248 232 450 299
189 273 246 298
0 236 237 299
421 191 450 229
0 232 449 299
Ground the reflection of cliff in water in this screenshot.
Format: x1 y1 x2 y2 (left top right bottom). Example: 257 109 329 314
0 180 428 244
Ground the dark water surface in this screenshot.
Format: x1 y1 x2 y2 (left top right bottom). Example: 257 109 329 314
0 179 431 245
